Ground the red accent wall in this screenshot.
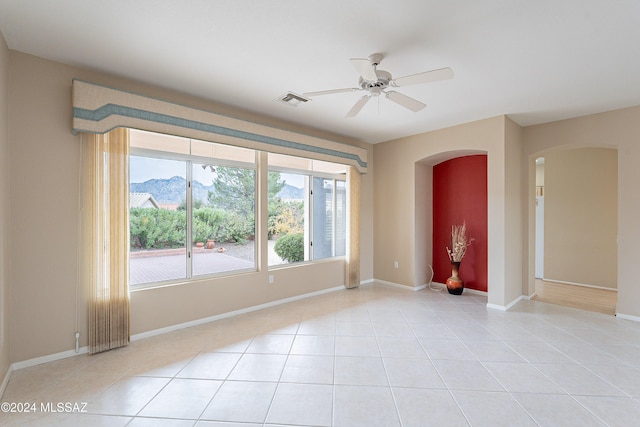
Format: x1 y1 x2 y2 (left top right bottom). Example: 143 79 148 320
432 155 488 292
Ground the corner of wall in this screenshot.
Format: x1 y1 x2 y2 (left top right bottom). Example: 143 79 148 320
0 29 12 393
504 117 525 304
359 144 375 282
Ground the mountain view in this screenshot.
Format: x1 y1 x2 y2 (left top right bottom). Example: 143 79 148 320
130 176 213 204
130 176 304 204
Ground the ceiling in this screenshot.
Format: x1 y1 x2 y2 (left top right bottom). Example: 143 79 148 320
1 0 639 144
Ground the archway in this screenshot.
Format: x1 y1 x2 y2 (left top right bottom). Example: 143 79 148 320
529 147 618 313
415 151 488 294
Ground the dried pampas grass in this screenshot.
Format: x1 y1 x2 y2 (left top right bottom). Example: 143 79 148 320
446 222 474 262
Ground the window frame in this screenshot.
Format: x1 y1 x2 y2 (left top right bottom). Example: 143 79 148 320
129 146 258 290
267 164 347 268
127 130 349 289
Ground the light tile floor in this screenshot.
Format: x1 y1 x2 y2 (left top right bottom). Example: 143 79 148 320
3 283 640 426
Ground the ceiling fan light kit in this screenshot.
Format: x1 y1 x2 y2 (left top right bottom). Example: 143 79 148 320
303 53 453 118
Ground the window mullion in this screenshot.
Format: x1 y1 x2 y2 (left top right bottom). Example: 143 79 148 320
332 179 337 257
186 160 193 279
306 175 312 261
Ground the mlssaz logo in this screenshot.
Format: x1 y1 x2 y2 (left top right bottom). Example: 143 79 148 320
40 402 88 413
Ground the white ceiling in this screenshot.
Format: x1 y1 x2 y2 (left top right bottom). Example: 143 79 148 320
1 0 639 144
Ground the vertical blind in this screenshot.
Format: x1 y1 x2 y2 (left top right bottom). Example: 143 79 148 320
81 128 131 354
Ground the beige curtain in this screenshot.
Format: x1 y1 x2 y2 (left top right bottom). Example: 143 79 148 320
345 166 361 288
81 128 131 354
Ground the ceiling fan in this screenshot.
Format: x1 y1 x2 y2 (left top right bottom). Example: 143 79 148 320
303 53 453 118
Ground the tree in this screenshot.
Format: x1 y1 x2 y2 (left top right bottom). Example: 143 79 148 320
177 197 204 211
268 170 287 201
208 167 255 215
205 167 286 242
208 167 285 215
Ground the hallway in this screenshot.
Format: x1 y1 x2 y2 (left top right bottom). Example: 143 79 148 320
533 279 617 315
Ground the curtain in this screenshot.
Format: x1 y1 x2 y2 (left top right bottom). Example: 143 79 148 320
81 128 130 354
345 166 361 288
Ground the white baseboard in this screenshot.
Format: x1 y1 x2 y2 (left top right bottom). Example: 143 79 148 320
542 278 617 292
487 295 525 312
524 292 537 300
424 281 441 292
428 281 487 296
1 364 12 399
370 279 425 291
11 346 89 371
461 287 487 296
615 312 640 322
7 285 345 375
376 279 488 295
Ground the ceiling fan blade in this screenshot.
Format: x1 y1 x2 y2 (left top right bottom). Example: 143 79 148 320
385 91 426 112
392 67 454 87
345 95 370 118
303 88 357 97
350 58 378 81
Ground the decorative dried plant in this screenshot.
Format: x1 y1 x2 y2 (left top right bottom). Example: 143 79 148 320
446 222 474 263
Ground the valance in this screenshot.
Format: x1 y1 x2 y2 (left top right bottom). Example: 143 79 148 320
72 79 367 173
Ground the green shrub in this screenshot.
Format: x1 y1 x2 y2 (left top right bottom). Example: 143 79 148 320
273 233 304 263
130 206 255 249
192 207 226 243
130 208 186 249
224 212 254 244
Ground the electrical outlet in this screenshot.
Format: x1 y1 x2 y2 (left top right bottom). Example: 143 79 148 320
268 274 274 284
394 261 399 269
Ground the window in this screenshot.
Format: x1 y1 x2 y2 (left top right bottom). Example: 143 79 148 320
191 163 256 277
128 130 349 287
129 130 256 287
268 153 347 266
129 156 188 284
268 171 308 265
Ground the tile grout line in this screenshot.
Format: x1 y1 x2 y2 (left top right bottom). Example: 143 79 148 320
261 313 303 426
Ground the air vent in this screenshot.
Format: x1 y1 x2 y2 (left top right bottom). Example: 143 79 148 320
276 92 310 107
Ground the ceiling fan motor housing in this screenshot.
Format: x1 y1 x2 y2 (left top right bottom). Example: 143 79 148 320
359 69 392 94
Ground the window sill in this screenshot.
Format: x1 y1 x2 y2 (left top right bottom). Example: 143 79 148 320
267 256 345 271
129 267 258 292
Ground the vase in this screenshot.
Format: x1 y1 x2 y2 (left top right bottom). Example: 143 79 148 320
446 261 464 295
206 239 215 249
